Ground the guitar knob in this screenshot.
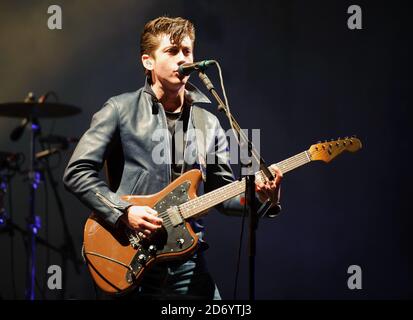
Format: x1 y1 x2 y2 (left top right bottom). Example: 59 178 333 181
138 254 147 263
148 245 157 254
176 238 185 248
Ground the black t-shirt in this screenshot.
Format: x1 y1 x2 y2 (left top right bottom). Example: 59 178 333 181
164 104 190 181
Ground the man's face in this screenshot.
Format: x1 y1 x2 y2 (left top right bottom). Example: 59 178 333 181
145 34 194 88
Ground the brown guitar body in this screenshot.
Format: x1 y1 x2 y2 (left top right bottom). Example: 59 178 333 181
83 169 203 295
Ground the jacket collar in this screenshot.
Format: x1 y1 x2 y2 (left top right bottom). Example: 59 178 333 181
143 77 211 105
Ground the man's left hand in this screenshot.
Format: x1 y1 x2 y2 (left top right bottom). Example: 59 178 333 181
255 165 283 206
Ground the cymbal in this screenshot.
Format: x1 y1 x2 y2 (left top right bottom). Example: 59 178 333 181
0 102 81 118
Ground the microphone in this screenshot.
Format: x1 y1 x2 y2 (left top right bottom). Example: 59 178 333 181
10 118 29 141
178 60 216 76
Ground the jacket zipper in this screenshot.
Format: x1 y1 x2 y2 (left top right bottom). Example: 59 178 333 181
95 192 124 210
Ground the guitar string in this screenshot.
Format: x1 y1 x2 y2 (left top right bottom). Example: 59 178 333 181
144 145 351 229
164 150 315 223
177 146 342 219
178 153 310 219
180 186 243 219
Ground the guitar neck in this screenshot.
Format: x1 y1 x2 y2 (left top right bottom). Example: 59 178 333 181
273 150 312 174
179 150 312 219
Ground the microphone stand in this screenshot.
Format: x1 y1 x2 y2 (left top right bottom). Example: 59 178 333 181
197 71 274 300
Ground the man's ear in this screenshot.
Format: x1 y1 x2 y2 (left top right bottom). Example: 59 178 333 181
141 54 154 71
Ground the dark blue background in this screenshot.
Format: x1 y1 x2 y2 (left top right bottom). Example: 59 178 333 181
0 0 411 299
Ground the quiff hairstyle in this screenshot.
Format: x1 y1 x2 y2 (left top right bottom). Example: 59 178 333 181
140 16 195 76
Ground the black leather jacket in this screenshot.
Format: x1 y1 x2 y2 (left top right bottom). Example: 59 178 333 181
63 80 243 228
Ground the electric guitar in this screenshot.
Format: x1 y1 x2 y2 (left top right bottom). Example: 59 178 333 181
83 136 362 295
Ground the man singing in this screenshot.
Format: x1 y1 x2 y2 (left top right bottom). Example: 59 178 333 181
63 16 282 299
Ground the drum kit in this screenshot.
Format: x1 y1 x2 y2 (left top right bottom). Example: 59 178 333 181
0 92 82 300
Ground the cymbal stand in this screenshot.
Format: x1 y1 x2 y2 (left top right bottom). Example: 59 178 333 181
25 117 41 300
0 173 8 227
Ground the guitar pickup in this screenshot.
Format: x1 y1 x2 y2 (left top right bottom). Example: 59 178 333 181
167 206 183 227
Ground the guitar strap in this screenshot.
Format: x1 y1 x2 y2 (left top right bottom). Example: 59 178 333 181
191 106 208 182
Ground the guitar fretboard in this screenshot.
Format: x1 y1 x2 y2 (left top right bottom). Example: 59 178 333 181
179 151 311 219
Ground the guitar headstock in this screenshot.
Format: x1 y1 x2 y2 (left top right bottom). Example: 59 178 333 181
308 136 362 163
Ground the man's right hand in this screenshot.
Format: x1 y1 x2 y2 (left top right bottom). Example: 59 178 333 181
121 206 163 237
